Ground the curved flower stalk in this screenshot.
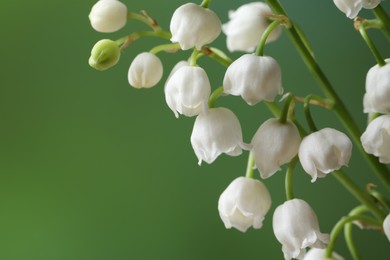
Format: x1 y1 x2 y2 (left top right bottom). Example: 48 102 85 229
273 199 330 260
164 65 211 118
222 2 281 52
190 107 247 165
361 114 390 163
363 58 390 114
223 54 283 105
251 118 301 179
170 3 221 50
218 176 271 232
298 128 352 182
128 52 163 88
303 248 344 260
89 0 128 33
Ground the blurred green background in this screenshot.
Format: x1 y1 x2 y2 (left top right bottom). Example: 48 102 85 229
0 0 389 259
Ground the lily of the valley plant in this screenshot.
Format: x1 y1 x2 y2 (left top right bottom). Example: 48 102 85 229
88 0 390 259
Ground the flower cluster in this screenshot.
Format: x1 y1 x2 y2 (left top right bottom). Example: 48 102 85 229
88 0 390 259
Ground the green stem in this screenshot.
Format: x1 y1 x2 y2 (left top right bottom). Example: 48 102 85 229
128 12 155 29
373 5 390 42
279 93 294 123
200 0 211 8
255 20 282 56
245 152 255 179
344 223 361 260
326 214 380 258
201 47 233 68
358 22 386 66
304 95 323 132
117 30 172 51
149 43 180 55
285 157 298 200
265 0 390 189
208 86 224 108
189 49 200 66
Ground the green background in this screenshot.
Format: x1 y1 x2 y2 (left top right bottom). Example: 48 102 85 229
0 0 389 259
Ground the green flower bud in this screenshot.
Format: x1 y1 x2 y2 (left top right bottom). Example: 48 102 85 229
89 39 120 71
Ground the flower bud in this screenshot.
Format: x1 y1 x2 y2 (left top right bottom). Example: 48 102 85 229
89 0 128 33
298 128 352 182
128 52 163 89
303 248 344 260
361 115 390 163
218 177 272 232
384 213 390 242
222 2 281 52
251 118 301 179
332 0 363 19
273 199 329 260
223 54 283 105
89 39 121 71
363 59 390 114
170 3 221 50
165 66 211 118
191 107 246 165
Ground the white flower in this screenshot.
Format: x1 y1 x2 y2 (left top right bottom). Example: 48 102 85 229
333 0 381 19
218 176 272 232
251 118 301 179
165 61 189 83
223 54 283 105
89 0 128 33
128 52 163 89
298 128 352 182
384 213 390 242
170 3 221 50
190 107 246 165
303 248 344 260
222 2 281 52
361 115 390 163
363 59 390 114
273 199 330 260
165 66 211 118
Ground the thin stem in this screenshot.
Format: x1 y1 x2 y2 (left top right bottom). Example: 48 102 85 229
256 20 282 56
128 12 156 30
208 86 224 108
265 0 390 188
304 95 323 132
117 30 172 51
201 47 233 68
326 214 380 258
200 0 211 8
344 223 361 260
279 93 294 123
373 5 390 42
357 20 386 66
189 49 200 66
285 157 298 200
149 43 180 55
245 152 255 179
333 170 386 221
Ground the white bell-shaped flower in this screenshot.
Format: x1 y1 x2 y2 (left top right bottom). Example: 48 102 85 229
191 107 246 165
89 0 128 33
333 0 381 19
362 0 381 9
303 248 344 260
299 128 352 182
165 61 189 83
170 3 221 50
128 52 163 89
218 176 272 232
251 118 301 179
165 65 211 118
223 54 283 105
363 59 390 114
222 2 281 52
361 115 390 163
384 213 390 242
273 199 330 260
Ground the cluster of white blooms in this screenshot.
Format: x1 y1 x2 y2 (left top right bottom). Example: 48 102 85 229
88 1 390 259
333 0 382 18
